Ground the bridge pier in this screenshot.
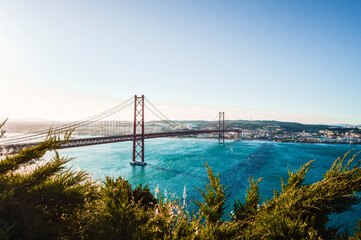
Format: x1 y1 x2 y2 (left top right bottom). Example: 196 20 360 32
130 161 147 166
130 95 147 166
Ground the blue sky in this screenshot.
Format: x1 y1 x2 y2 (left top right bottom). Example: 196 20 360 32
0 1 360 124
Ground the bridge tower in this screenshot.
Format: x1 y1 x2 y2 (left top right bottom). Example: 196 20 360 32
218 112 225 144
130 95 147 166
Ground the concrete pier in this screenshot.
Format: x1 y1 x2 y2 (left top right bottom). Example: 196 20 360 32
130 161 147 166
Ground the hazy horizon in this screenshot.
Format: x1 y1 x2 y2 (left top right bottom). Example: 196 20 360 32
3 115 359 127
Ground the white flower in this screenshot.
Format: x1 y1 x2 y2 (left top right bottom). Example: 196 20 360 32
164 188 168 201
154 185 160 199
182 186 187 206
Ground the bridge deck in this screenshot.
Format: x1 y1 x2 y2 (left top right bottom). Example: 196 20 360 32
1 129 241 154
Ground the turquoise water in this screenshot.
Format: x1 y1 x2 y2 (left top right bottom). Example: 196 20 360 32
58 139 361 232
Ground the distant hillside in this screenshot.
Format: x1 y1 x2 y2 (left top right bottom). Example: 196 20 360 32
176 120 334 133
3 119 356 135
3 120 69 133
333 124 361 127
226 120 332 133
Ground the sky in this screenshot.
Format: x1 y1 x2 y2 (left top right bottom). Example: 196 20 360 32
0 1 360 124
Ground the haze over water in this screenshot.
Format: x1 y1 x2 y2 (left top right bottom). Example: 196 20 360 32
57 138 361 232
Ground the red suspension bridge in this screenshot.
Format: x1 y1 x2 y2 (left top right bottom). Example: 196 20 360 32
0 95 240 165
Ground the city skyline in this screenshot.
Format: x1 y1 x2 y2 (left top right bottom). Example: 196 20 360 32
1 1 361 124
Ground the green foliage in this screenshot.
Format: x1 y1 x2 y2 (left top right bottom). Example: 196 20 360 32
193 161 242 240
0 127 91 239
281 160 314 192
0 133 93 239
85 176 158 239
234 176 262 222
194 161 229 227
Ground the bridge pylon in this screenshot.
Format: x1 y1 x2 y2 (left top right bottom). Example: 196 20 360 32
130 95 147 166
218 112 225 144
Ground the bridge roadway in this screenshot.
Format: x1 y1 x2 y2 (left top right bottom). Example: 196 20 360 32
2 129 241 154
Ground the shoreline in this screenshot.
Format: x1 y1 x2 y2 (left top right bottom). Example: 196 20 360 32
170 136 361 146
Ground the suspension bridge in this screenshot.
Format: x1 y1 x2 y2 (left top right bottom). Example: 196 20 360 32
0 95 240 166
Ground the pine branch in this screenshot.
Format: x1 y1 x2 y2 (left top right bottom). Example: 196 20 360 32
0 118 7 139
0 131 72 175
